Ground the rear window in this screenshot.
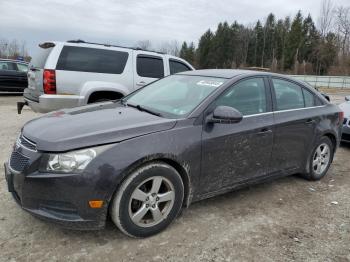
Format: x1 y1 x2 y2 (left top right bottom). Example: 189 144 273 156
169 59 191 74
56 46 129 74
30 46 54 68
137 55 164 78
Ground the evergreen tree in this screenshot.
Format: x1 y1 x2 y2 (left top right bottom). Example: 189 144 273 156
285 11 304 69
197 30 214 69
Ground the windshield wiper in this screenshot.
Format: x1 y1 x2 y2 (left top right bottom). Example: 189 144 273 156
127 103 162 117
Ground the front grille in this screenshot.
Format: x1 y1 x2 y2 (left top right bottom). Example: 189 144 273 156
9 151 30 172
18 135 37 151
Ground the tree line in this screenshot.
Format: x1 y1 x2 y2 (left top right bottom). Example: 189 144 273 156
179 1 350 75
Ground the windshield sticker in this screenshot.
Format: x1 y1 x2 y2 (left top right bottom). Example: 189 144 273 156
196 80 223 87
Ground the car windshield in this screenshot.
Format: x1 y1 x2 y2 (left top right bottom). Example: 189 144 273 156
124 75 226 118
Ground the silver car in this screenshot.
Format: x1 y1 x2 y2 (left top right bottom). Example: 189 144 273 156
339 96 350 142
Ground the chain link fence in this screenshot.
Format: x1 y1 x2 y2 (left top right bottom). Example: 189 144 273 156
289 75 350 89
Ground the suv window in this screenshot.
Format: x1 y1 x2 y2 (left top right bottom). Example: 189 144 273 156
272 78 304 110
169 59 191 74
0 62 17 71
137 55 164 78
215 78 267 116
56 46 129 74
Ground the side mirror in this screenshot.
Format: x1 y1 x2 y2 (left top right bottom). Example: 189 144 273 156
345 96 350 102
208 106 243 124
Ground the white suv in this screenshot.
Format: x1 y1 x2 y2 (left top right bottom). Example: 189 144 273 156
20 40 194 113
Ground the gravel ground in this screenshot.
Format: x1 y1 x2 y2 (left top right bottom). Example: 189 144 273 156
0 93 350 262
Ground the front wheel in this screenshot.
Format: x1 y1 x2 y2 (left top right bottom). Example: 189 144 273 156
111 162 184 238
304 136 334 180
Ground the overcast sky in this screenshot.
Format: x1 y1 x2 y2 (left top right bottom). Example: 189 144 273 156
0 0 349 53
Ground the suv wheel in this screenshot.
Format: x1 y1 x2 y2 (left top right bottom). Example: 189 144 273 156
111 162 184 238
303 136 334 180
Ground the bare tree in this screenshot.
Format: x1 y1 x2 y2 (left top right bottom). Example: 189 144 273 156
0 38 9 58
335 6 350 55
157 40 180 56
318 0 334 37
135 40 152 50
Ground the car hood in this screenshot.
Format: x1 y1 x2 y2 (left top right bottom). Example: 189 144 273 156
22 103 177 152
339 102 350 117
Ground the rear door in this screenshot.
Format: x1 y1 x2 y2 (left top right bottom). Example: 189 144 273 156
133 52 165 89
269 77 320 173
200 77 274 193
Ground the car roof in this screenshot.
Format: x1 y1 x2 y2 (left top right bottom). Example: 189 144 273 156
0 58 28 64
178 69 282 79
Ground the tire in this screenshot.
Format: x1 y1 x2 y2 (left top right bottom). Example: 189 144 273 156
302 136 334 181
111 162 184 238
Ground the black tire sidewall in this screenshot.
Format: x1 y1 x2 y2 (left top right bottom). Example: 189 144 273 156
309 136 334 180
117 163 184 238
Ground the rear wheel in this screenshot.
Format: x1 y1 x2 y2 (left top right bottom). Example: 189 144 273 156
111 162 184 238
303 136 334 180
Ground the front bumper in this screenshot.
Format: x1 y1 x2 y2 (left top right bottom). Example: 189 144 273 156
24 92 84 113
4 162 107 230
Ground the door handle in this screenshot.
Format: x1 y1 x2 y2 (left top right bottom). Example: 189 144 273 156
257 128 272 135
136 81 146 87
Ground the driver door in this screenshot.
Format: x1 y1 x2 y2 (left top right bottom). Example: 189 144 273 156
200 77 274 194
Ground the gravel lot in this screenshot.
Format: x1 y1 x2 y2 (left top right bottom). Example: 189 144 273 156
0 93 350 262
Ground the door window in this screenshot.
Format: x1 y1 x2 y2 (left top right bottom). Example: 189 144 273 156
302 88 316 107
137 55 164 78
215 78 267 116
169 59 191 74
272 79 304 110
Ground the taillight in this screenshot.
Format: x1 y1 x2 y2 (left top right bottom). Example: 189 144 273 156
43 69 56 94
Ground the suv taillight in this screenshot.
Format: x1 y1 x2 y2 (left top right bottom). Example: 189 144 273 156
43 69 56 94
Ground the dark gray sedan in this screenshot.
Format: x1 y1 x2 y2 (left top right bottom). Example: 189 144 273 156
5 70 343 237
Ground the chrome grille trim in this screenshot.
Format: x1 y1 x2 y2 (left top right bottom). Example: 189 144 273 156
17 134 37 152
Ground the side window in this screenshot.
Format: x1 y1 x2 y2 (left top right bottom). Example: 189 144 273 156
137 55 164 78
0 62 16 71
0 62 9 70
169 59 191 74
17 63 28 72
56 46 129 74
272 79 304 111
215 78 267 116
302 89 316 107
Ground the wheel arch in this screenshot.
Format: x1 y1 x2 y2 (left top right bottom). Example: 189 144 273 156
108 155 192 210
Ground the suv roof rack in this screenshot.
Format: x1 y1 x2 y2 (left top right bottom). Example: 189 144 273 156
66 39 165 54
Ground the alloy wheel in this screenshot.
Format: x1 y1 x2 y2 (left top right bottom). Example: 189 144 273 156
312 143 330 175
128 176 175 227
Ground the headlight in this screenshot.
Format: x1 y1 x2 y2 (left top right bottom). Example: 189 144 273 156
42 145 110 173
